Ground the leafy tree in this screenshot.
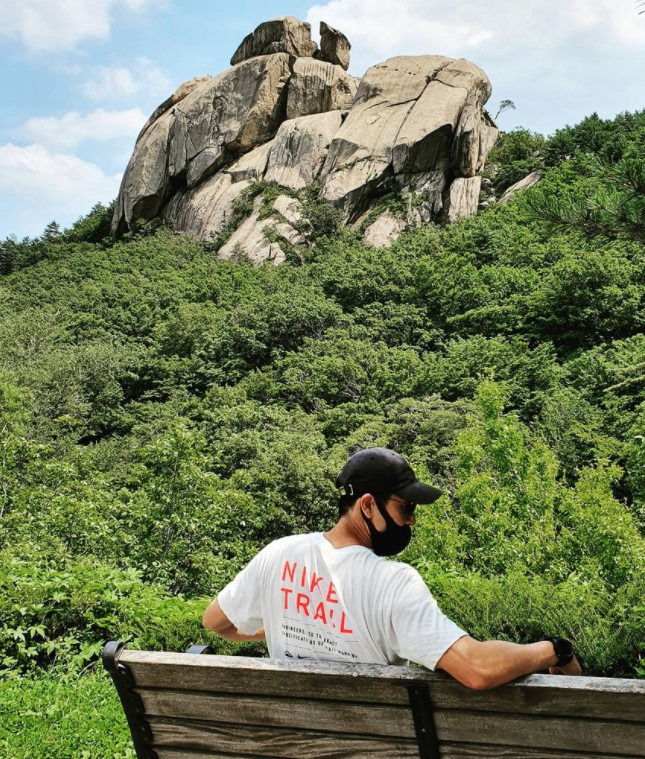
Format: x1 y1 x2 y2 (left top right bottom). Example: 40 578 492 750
544 111 645 166
527 145 645 243
41 221 61 241
494 99 516 120
484 127 546 194
63 202 115 244
521 243 645 349
410 381 645 592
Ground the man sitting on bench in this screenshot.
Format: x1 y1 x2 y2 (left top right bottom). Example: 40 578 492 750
204 447 582 690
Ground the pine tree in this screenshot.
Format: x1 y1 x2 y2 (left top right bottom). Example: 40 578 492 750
42 220 61 240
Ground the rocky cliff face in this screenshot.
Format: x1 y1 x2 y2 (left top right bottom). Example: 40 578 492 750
112 17 498 260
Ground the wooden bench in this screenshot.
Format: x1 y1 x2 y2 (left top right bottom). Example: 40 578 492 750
103 640 645 759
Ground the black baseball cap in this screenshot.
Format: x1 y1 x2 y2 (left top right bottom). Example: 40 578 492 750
336 447 442 504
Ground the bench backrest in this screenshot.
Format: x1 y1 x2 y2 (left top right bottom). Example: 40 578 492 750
103 641 645 759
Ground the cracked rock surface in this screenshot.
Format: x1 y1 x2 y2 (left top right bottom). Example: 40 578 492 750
316 21 351 70
231 17 318 65
112 17 498 257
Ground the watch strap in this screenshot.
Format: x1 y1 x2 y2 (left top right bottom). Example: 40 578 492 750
550 637 574 667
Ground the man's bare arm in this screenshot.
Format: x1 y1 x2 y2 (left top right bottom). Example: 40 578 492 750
202 598 266 642
437 636 582 690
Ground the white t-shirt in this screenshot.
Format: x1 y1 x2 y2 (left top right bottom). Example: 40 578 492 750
217 532 466 671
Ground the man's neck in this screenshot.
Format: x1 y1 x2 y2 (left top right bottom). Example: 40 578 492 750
323 517 371 549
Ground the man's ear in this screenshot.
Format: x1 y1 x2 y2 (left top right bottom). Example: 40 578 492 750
359 493 374 518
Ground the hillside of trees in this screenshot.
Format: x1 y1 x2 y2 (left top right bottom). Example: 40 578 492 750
1 109 645 757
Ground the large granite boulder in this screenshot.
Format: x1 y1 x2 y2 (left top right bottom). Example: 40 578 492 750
286 58 357 119
315 21 351 70
112 54 292 233
446 176 482 221
163 173 251 240
113 111 174 236
363 210 406 249
168 54 292 189
137 75 212 143
392 59 491 175
231 17 317 65
319 56 449 209
112 17 497 259
320 55 495 217
265 111 343 189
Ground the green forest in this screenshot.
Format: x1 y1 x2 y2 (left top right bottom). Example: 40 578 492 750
1 109 645 757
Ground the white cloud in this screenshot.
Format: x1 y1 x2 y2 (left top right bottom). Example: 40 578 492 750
306 0 645 74
83 57 173 101
0 143 121 236
309 0 493 64
84 67 140 99
23 108 146 151
568 0 645 44
0 0 167 53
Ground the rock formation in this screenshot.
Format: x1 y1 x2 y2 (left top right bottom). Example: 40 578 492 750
318 55 496 219
231 17 318 65
499 171 542 204
362 211 406 249
112 16 498 258
316 22 350 70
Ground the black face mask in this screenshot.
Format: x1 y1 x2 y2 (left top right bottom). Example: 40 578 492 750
362 495 411 556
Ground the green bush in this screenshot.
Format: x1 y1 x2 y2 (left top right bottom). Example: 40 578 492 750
0 670 132 759
417 569 645 676
0 552 264 674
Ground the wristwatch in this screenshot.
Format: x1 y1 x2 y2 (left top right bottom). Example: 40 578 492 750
550 637 575 666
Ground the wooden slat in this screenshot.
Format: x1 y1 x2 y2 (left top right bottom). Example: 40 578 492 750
139 692 645 757
118 652 645 695
433 710 645 757
148 717 420 759
120 651 645 722
428 678 645 723
119 651 430 684
126 661 410 705
121 651 421 705
138 689 416 738
438 742 645 759
154 742 645 759
125 659 645 723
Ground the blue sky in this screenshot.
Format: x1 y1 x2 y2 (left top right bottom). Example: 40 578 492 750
1 0 644 239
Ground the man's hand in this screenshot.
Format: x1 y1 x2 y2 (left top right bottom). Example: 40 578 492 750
549 656 582 676
203 598 265 642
